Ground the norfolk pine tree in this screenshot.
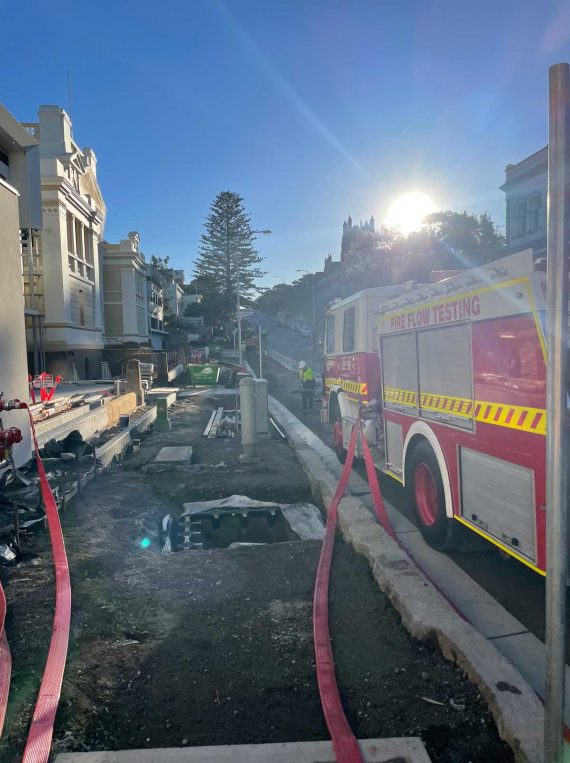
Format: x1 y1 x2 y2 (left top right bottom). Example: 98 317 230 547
194 192 265 315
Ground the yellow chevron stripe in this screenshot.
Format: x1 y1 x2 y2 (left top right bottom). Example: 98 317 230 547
325 377 368 396
382 386 546 435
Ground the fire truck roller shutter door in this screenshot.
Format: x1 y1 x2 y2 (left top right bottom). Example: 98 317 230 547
417 324 473 429
381 333 418 411
402 421 454 520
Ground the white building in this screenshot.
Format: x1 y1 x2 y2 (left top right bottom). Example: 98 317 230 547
500 147 547 260
0 103 43 466
22 106 106 380
164 279 184 324
101 232 149 345
147 267 167 349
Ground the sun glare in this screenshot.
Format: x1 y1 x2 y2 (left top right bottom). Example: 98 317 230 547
386 191 437 235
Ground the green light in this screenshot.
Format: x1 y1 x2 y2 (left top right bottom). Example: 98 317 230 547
140 537 151 549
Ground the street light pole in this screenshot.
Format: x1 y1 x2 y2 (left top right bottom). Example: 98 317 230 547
237 229 271 368
297 269 316 366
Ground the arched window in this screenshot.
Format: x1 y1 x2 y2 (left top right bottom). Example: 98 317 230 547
513 198 527 237
527 193 541 233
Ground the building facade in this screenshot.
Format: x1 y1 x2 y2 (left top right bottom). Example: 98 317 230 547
500 147 547 260
101 232 149 345
147 267 166 349
22 106 106 380
0 103 43 466
164 279 184 325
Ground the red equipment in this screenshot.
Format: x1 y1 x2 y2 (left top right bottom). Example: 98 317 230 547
0 398 28 461
30 373 63 403
322 250 550 575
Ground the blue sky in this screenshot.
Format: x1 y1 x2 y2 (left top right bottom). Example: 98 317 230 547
2 0 570 284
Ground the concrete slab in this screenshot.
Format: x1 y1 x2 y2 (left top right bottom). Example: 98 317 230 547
146 389 179 407
54 737 431 763
155 446 192 463
178 388 239 398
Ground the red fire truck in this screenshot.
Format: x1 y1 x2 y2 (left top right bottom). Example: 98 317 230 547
323 250 549 574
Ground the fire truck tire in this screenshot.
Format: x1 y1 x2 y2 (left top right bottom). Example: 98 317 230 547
329 394 347 463
408 441 454 550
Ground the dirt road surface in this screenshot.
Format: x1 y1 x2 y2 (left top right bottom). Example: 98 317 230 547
0 390 511 762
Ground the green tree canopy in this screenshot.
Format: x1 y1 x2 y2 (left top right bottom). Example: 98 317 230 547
194 192 266 314
150 255 172 279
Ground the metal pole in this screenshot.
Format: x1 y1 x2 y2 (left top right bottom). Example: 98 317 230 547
258 323 263 379
237 254 242 367
545 61 570 763
312 274 316 367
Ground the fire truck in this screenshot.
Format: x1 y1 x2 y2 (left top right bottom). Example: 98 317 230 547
323 250 549 574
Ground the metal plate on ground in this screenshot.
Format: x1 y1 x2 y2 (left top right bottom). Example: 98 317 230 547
155 446 193 463
54 737 431 762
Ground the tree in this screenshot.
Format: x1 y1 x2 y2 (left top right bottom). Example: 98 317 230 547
194 192 266 314
422 211 506 269
150 255 172 279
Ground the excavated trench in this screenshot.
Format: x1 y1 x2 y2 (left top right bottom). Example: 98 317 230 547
170 507 301 550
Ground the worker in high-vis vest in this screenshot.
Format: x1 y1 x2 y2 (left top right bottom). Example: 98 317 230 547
298 361 316 411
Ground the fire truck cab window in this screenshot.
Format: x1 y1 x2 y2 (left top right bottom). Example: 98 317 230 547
326 314 335 354
343 307 355 352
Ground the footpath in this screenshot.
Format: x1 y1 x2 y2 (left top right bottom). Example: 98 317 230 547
1 380 513 762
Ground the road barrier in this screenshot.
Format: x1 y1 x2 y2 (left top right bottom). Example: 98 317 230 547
265 347 299 373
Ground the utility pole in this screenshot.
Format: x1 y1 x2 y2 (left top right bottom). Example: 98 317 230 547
297 269 316 366
237 254 243 367
545 61 570 763
258 323 263 379
236 229 271 368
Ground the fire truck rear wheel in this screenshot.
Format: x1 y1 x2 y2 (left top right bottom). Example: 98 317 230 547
408 441 454 551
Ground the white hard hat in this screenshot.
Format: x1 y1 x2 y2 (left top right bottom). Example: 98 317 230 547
299 361 307 369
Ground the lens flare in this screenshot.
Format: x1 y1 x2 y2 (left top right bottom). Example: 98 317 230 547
386 192 437 235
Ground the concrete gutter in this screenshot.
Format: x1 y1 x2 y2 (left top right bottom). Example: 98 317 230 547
268 395 544 763
54 737 430 763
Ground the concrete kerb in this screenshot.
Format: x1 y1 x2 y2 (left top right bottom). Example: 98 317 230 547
269 401 544 763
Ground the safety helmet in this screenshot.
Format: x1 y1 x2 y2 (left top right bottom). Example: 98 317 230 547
299 361 307 369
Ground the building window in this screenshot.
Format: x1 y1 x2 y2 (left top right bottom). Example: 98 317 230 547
79 289 85 326
513 199 527 237
527 194 541 233
85 228 94 264
343 307 355 353
75 219 84 259
67 212 75 254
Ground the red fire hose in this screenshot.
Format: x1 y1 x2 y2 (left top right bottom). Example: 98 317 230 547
313 421 364 762
314 416 461 762
0 586 10 737
20 408 71 763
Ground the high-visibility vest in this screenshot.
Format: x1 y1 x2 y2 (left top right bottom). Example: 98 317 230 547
300 367 315 382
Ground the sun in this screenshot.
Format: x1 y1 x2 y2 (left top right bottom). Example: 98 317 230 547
386 191 437 235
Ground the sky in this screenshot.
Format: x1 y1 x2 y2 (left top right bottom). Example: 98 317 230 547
2 0 570 285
